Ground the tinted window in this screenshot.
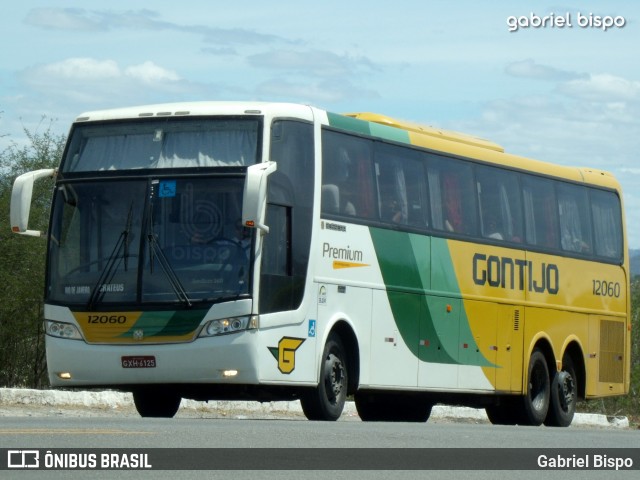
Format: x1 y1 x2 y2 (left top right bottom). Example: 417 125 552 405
591 189 623 260
476 165 523 243
557 183 592 254
261 120 314 313
523 176 559 249
319 127 624 264
427 155 477 236
63 118 260 172
321 130 376 220
375 144 428 229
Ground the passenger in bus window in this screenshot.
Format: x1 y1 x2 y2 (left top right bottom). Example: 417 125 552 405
380 183 404 223
484 215 503 240
333 149 356 216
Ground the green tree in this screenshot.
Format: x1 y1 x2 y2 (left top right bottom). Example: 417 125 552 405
0 121 65 387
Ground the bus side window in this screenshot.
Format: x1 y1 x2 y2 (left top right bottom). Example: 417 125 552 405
376 159 407 224
404 160 429 228
523 176 559 249
335 149 357 216
262 203 290 276
427 157 477 236
374 144 428 228
557 184 592 254
321 129 376 220
476 166 523 243
591 190 623 260
322 142 356 216
427 168 444 230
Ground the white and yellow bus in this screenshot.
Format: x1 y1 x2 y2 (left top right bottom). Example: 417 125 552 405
11 102 630 425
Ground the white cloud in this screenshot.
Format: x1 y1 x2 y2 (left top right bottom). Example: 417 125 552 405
16 58 188 110
248 49 377 78
35 58 121 80
24 7 107 31
24 7 289 46
24 58 180 86
505 59 586 82
124 61 181 84
558 74 640 102
255 77 378 104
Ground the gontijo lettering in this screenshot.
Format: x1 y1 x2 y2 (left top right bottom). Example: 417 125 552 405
472 253 559 294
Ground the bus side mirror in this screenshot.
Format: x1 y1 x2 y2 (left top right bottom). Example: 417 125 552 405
242 161 277 234
10 168 56 237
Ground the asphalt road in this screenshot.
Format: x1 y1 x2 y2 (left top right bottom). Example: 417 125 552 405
1 412 638 480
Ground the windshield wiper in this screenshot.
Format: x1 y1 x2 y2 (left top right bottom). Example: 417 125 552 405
147 233 193 307
146 204 192 308
87 204 133 310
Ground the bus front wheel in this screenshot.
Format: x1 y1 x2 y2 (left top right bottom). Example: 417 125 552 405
132 388 181 418
301 333 348 421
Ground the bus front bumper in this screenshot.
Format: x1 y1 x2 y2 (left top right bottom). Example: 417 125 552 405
45 332 260 387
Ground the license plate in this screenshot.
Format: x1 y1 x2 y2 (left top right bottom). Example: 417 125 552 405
121 356 156 368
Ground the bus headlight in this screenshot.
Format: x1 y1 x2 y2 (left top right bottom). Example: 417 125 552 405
45 320 83 340
199 315 259 338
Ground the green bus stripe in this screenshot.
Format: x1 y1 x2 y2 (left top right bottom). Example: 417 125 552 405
370 228 493 367
121 310 207 338
327 112 371 135
327 112 411 145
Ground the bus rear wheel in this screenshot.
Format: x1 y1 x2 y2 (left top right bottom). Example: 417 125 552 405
133 388 181 418
301 333 348 421
544 355 577 427
520 349 550 426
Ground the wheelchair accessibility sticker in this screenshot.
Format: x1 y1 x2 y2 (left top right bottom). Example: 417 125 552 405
308 319 316 338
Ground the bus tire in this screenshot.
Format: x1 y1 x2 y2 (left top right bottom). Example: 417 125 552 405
133 388 181 418
301 333 348 421
521 349 550 426
544 355 577 427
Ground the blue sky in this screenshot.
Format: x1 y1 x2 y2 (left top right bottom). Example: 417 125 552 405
2 1 639 247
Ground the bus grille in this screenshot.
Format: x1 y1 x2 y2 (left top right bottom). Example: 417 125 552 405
599 320 625 384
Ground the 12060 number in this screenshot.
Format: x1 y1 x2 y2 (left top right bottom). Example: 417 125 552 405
592 280 621 298
87 315 127 324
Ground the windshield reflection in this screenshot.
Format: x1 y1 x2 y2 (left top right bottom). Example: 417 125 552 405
48 176 251 307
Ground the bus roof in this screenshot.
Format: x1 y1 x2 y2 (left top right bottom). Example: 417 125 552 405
339 112 620 192
345 112 505 153
73 101 315 123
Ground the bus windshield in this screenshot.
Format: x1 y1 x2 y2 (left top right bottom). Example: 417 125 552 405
62 118 259 172
47 176 252 307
